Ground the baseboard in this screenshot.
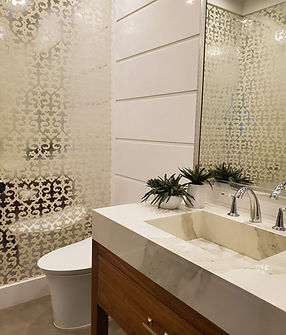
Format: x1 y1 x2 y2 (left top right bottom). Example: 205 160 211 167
0 275 50 310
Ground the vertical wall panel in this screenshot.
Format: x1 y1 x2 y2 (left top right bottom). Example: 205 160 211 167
112 0 202 204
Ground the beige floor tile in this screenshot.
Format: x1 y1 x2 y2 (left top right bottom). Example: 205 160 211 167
0 296 126 335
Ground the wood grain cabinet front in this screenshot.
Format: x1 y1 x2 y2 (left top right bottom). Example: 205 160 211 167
92 241 228 335
97 255 202 335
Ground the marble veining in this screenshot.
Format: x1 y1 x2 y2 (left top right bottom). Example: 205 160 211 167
148 211 286 261
92 203 286 335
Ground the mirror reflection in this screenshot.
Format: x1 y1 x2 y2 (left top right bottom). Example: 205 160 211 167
199 0 286 188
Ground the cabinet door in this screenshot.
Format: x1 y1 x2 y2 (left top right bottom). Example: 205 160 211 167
97 255 203 335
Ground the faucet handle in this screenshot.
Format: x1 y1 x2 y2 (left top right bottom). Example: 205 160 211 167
221 192 239 217
272 207 286 231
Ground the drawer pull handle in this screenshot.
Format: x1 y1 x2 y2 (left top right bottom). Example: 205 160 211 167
164 332 170 335
142 322 157 335
147 316 153 326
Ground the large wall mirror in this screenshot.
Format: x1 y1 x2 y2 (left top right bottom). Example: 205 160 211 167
199 0 286 189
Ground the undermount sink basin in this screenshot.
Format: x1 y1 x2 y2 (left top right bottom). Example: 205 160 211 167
146 211 286 261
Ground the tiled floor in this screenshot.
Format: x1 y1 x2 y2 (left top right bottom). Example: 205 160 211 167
0 296 126 335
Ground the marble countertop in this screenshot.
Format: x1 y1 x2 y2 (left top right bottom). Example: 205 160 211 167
92 203 286 335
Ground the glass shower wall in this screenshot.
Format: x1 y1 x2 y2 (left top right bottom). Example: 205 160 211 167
0 0 111 285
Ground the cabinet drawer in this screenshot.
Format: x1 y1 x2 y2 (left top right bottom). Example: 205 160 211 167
98 255 203 335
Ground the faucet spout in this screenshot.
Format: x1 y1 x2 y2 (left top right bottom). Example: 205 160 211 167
235 186 262 223
270 181 286 200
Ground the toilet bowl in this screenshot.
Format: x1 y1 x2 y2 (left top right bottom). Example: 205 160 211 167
37 237 92 329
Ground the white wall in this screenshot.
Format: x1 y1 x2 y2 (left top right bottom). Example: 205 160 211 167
111 0 202 205
0 276 49 310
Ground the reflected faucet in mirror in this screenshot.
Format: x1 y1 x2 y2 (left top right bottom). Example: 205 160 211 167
270 181 286 200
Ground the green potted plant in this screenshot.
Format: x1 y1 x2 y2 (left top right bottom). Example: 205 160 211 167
212 163 252 186
141 174 193 209
179 165 213 208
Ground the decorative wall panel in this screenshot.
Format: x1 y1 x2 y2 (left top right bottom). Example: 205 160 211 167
0 0 111 285
200 3 286 186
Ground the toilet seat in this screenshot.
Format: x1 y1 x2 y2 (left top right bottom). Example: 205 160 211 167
37 237 92 276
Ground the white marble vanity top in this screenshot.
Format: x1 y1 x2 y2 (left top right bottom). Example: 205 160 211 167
92 203 286 335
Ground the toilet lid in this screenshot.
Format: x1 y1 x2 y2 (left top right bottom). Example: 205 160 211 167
37 237 92 273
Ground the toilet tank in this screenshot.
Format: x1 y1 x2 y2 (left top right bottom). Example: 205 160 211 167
8 206 87 266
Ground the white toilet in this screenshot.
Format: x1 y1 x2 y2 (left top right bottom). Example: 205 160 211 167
37 237 92 329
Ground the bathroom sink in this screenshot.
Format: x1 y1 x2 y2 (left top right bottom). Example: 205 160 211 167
146 211 286 261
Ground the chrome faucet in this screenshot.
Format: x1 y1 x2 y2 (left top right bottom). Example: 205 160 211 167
272 207 286 231
235 186 262 223
270 182 286 231
270 181 286 200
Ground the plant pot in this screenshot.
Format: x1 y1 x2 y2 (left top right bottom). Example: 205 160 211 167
187 184 206 209
159 196 182 210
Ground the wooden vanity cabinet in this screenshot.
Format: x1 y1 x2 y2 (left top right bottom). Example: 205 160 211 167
92 241 228 335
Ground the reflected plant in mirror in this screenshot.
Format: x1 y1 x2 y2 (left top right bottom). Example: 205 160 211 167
199 0 286 189
212 163 253 185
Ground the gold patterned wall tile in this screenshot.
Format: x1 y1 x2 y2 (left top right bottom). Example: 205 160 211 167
0 0 111 286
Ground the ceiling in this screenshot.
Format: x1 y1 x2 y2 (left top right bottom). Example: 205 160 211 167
208 0 285 15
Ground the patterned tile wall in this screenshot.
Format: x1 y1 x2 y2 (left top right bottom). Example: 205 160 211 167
0 0 111 285
200 2 286 186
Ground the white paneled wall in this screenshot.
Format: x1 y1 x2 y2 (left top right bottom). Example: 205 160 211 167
112 0 202 205
114 93 197 143
115 0 200 59
115 0 156 20
114 141 194 181
115 38 199 99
